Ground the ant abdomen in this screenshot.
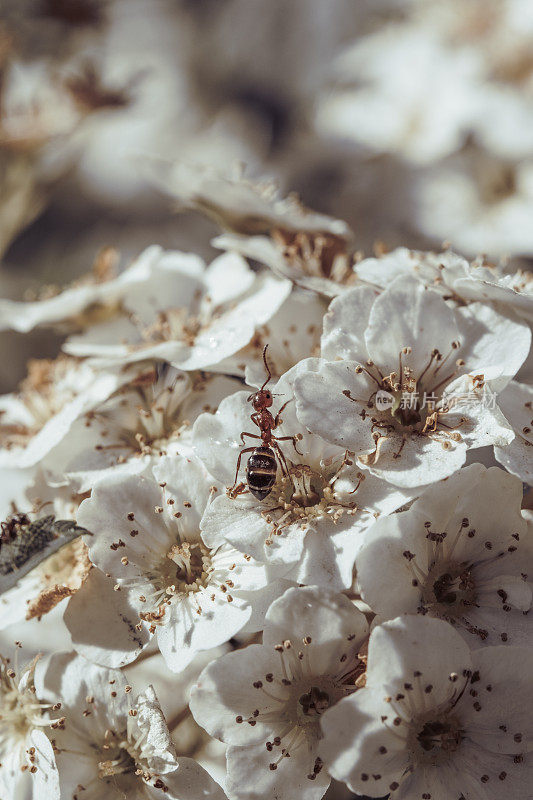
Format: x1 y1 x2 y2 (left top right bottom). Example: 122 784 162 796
246 446 277 500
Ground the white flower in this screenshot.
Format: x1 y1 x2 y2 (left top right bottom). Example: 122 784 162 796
213 228 354 299
59 364 240 491
0 356 128 470
355 246 533 324
63 248 291 371
413 148 533 257
0 653 60 800
494 380 533 485
159 163 355 297
190 586 369 800
355 464 533 647
194 361 412 588
315 24 481 165
319 615 533 799
0 246 156 333
293 276 529 487
76 455 279 672
35 651 227 799
316 0 533 169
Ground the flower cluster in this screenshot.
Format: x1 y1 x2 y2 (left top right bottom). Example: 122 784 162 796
0 189 532 800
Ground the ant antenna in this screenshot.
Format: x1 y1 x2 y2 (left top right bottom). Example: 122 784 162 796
260 344 272 390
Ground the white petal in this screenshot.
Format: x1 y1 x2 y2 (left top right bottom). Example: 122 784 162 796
494 380 533 485
226 740 330 800
201 494 305 567
464 646 533 754
136 684 178 774
365 275 460 378
263 585 369 676
365 617 472 708
148 757 227 800
455 302 531 390
64 567 151 668
321 285 376 361
294 360 376 453
190 643 280 745
157 593 251 673
319 688 408 796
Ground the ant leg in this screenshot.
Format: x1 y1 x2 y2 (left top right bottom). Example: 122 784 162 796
272 440 291 479
230 447 257 491
240 431 262 446
273 434 304 457
274 399 292 427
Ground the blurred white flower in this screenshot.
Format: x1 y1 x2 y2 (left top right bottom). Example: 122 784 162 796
153 160 354 296
316 25 481 165
413 149 533 257
59 364 240 491
0 246 156 334
317 0 533 165
190 585 369 800
63 248 291 372
0 356 127 470
319 615 533 799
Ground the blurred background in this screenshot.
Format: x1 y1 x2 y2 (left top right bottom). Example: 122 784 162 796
1 0 533 390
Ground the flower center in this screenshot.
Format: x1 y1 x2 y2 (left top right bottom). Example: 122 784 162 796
161 541 212 596
476 158 517 205
416 716 463 756
272 228 352 284
298 686 331 718
0 659 59 753
140 542 212 624
91 369 191 458
0 685 32 743
260 459 360 545
0 359 81 449
345 344 470 463
98 742 137 777
287 465 323 509
429 565 476 610
140 304 215 348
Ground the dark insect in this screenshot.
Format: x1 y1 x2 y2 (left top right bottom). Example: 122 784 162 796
0 513 31 544
0 514 90 595
230 345 301 500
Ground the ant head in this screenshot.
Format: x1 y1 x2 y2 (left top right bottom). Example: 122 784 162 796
251 389 273 410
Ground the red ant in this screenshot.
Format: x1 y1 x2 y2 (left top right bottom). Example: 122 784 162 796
230 345 302 500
